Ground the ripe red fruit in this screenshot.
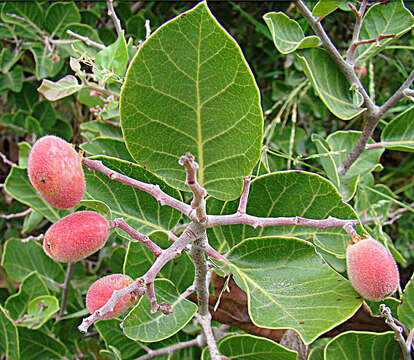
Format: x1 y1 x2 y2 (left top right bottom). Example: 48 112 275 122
44 211 109 263
86 274 136 319
28 135 85 209
346 237 399 301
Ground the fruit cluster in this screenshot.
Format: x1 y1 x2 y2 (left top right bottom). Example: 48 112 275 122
28 135 135 319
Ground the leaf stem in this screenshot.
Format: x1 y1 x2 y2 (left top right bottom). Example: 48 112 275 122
346 0 368 63
136 337 201 360
66 29 105 50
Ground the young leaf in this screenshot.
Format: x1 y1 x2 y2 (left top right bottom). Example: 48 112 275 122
296 48 365 120
29 45 64 80
201 334 297 360
37 75 83 101
122 279 198 342
381 106 414 152
324 331 401 359
226 236 362 344
19 295 59 330
0 306 20 360
5 272 50 320
95 30 128 80
263 12 319 54
120 2 263 200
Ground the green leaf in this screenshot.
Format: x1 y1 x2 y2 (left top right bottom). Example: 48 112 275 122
25 116 42 136
19 296 59 330
122 279 198 342
48 119 73 141
44 2 81 36
1 2 44 40
324 331 401 359
312 131 384 201
18 327 68 360
312 1 347 18
202 334 297 360
5 272 50 320
0 46 23 73
124 231 194 292
22 210 44 234
5 166 71 222
95 319 144 359
29 45 64 80
296 48 365 120
398 272 414 329
84 156 182 235
95 30 128 80
37 75 83 101
355 0 414 63
32 100 56 131
226 237 362 344
1 239 65 283
207 171 361 270
80 120 123 139
0 306 20 360
0 65 23 92
18 141 31 169
263 12 319 54
120 2 263 200
80 137 134 162
381 106 414 152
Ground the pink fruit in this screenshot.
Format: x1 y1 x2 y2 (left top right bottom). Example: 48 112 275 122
28 135 85 209
346 237 399 301
86 274 135 319
44 211 109 262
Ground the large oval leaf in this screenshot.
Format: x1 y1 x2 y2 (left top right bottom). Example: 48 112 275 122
122 279 198 342
296 48 365 120
398 272 414 329
381 106 414 152
120 2 263 200
226 237 362 344
202 334 297 360
324 331 401 359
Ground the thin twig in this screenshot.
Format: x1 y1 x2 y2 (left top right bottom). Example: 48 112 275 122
380 305 412 360
145 19 151 40
78 222 204 333
82 157 193 217
136 337 201 360
21 234 44 243
57 263 74 319
191 233 221 360
5 13 45 38
206 214 359 230
86 83 120 100
66 29 105 50
0 151 16 167
1 208 32 219
106 0 122 37
109 218 162 256
347 0 369 63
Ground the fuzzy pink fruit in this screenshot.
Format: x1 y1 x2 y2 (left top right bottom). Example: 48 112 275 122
44 211 109 263
28 135 85 209
346 238 399 301
86 274 135 319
